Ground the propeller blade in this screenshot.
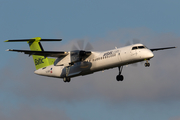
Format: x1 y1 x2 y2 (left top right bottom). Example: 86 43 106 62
125 41 131 46
71 39 93 51
71 44 79 51
85 42 93 51
77 40 84 50
132 39 140 44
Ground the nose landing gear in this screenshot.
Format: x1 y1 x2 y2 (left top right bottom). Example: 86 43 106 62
116 66 124 81
144 60 150 67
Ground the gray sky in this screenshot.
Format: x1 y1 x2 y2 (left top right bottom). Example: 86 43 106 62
1 0 180 120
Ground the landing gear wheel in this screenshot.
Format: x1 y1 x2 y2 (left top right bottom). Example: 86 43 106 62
63 77 71 82
116 66 124 81
116 75 124 81
144 63 150 67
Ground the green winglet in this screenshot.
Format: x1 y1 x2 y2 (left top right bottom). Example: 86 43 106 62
4 40 9 42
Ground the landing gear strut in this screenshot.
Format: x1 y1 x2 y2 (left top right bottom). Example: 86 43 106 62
144 60 150 67
116 66 124 81
63 77 71 82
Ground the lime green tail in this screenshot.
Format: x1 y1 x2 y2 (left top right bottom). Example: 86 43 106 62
5 37 61 70
28 37 55 70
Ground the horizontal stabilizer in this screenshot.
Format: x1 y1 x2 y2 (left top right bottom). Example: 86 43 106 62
5 37 62 42
5 37 64 70
150 47 176 51
7 49 68 57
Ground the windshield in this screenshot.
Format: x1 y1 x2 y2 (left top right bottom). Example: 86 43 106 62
132 46 146 50
132 46 138 50
138 46 145 49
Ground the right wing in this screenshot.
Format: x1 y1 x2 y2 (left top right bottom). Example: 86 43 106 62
150 47 176 52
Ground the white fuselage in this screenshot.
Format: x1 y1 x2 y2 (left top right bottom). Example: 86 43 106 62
34 44 154 79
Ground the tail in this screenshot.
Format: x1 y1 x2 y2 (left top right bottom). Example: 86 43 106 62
5 37 60 70
27 37 55 70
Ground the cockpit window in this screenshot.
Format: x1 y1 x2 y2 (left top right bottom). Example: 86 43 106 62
132 46 138 50
138 46 145 49
132 46 146 50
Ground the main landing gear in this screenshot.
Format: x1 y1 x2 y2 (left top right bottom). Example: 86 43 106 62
63 77 71 82
144 60 150 67
116 66 124 81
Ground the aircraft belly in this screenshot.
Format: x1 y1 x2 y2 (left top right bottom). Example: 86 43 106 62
60 61 92 78
34 65 63 78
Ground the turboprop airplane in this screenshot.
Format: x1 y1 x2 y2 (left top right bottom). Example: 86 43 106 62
5 37 176 82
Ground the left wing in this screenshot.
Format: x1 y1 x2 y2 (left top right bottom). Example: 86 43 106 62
150 47 176 52
6 49 68 57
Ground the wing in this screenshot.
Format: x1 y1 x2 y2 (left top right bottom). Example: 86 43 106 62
150 47 176 51
6 49 68 57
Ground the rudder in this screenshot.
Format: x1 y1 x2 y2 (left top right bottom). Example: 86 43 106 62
28 37 55 70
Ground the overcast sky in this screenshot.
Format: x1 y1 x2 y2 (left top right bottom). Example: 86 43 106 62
1 0 180 120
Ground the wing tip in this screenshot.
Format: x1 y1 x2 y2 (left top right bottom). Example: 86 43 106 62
4 40 9 42
6 49 14 51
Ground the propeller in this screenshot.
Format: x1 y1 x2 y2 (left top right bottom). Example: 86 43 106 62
77 40 84 50
70 39 93 62
71 39 93 51
132 38 141 44
125 39 141 46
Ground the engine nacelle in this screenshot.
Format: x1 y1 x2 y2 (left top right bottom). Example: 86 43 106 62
54 50 91 66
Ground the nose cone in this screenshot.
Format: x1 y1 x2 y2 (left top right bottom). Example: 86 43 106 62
147 50 154 59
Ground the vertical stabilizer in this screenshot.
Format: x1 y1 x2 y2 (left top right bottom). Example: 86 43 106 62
28 37 55 70
5 37 63 70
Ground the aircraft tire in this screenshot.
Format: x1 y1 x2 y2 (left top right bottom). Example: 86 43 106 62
116 75 124 81
145 63 150 67
67 78 71 82
63 77 71 82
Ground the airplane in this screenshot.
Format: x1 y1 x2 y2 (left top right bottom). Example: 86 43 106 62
5 37 176 82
